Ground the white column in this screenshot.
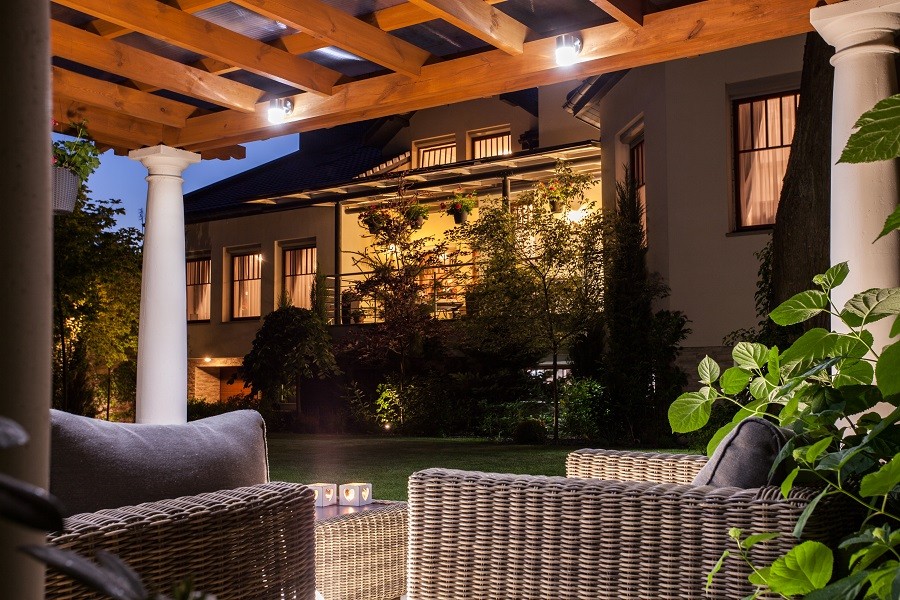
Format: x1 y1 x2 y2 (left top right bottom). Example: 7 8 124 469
812 0 900 350
0 1 51 597
130 146 200 424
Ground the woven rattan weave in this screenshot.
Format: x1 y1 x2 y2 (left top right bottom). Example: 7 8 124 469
46 481 316 599
408 449 856 600
315 500 408 600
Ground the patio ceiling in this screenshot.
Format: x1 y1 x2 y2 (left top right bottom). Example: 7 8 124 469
51 0 834 160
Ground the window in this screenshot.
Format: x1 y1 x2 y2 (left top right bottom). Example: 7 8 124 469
630 137 647 234
417 140 456 168
186 258 210 321
734 91 799 229
283 246 317 309
232 252 262 319
471 131 512 160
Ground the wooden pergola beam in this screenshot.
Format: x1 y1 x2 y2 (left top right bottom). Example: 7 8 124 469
53 97 170 148
57 0 341 96
229 0 431 78
406 0 528 55
52 66 196 128
588 0 644 29
86 0 229 39
52 20 263 113
176 0 818 149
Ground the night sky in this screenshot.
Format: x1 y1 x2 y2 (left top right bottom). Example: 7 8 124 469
82 134 300 231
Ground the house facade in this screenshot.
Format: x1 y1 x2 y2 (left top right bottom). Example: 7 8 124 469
184 34 807 401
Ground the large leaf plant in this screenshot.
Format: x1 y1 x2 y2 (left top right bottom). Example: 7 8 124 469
669 94 900 599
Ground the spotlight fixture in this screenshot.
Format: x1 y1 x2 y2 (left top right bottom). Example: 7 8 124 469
267 98 293 124
555 34 582 66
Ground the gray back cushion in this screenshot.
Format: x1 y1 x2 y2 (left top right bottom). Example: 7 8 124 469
691 417 792 488
50 409 269 517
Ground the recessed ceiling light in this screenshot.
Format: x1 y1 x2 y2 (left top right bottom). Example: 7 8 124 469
267 98 293 124
555 34 582 67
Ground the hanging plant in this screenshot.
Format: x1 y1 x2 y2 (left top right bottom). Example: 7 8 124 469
51 120 100 215
442 191 477 225
359 205 390 234
405 203 429 229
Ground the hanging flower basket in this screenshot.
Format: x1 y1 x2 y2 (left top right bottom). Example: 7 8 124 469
453 210 469 225
443 191 477 226
52 167 79 215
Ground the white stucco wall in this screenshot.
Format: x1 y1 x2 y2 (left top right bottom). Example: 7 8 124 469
597 35 807 346
538 80 602 147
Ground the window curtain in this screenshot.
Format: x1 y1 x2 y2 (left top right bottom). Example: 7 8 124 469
233 254 261 318
186 259 210 321
284 247 317 309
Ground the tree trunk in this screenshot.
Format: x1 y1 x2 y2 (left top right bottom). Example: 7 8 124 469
770 33 834 325
551 349 559 442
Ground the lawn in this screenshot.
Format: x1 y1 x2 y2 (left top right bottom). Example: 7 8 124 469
268 435 585 500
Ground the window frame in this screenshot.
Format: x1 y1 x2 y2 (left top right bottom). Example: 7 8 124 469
731 89 800 232
413 134 457 169
186 257 211 323
230 251 262 321
470 129 513 161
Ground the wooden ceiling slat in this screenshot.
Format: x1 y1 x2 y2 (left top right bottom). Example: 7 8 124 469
53 97 169 148
406 0 528 55
176 0 818 149
52 20 263 113
229 0 431 78
588 0 644 29
53 66 196 128
56 0 341 96
87 0 229 39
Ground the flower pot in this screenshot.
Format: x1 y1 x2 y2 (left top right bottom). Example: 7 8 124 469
549 199 563 214
411 216 425 229
367 223 382 235
52 167 79 215
453 211 468 225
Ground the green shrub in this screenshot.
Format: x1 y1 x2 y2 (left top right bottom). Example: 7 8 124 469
512 418 547 444
558 378 605 441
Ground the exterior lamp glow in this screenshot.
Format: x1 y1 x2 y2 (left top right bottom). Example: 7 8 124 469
339 482 373 506
267 98 293 124
309 483 338 507
555 34 582 66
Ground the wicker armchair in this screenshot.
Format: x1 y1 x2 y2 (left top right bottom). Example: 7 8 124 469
46 481 317 600
407 449 856 600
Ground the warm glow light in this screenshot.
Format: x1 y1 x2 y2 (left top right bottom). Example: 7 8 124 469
203 356 212 363
267 98 293 124
555 34 582 66
384 423 391 430
567 209 587 223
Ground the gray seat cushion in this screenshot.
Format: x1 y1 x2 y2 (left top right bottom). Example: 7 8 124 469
691 417 792 488
50 409 269 517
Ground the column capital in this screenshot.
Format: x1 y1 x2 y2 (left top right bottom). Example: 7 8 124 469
129 145 200 177
812 0 900 54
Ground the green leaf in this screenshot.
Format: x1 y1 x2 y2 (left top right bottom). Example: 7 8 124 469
868 561 900 600
698 356 720 386
891 314 900 339
781 467 799 499
707 550 729 591
841 288 900 328
741 532 779 550
839 94 900 164
780 328 834 372
765 541 834 596
779 395 800 424
748 567 770 588
733 342 769 370
770 290 829 326
876 342 900 399
860 454 900 497
669 392 713 433
793 488 830 539
803 571 869 600
813 262 850 292
875 204 900 242
767 346 781 382
749 376 774 401
720 367 751 394
707 421 737 457
805 436 834 463
834 359 875 388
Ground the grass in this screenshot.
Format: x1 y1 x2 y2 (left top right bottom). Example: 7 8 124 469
268 435 582 500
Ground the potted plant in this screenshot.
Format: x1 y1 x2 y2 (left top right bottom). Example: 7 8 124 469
51 120 100 215
528 161 594 213
359 205 389 235
442 191 477 225
405 203 429 229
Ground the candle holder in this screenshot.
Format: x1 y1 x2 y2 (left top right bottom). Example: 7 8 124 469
339 482 373 506
309 483 338 507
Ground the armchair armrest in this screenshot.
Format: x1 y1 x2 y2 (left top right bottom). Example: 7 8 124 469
46 481 316 600
566 448 708 484
408 468 854 600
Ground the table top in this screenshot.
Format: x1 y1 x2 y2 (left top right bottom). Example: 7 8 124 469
314 500 402 522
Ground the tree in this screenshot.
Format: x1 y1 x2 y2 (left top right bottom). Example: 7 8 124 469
598 171 689 445
459 163 602 441
239 300 339 422
53 195 142 417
